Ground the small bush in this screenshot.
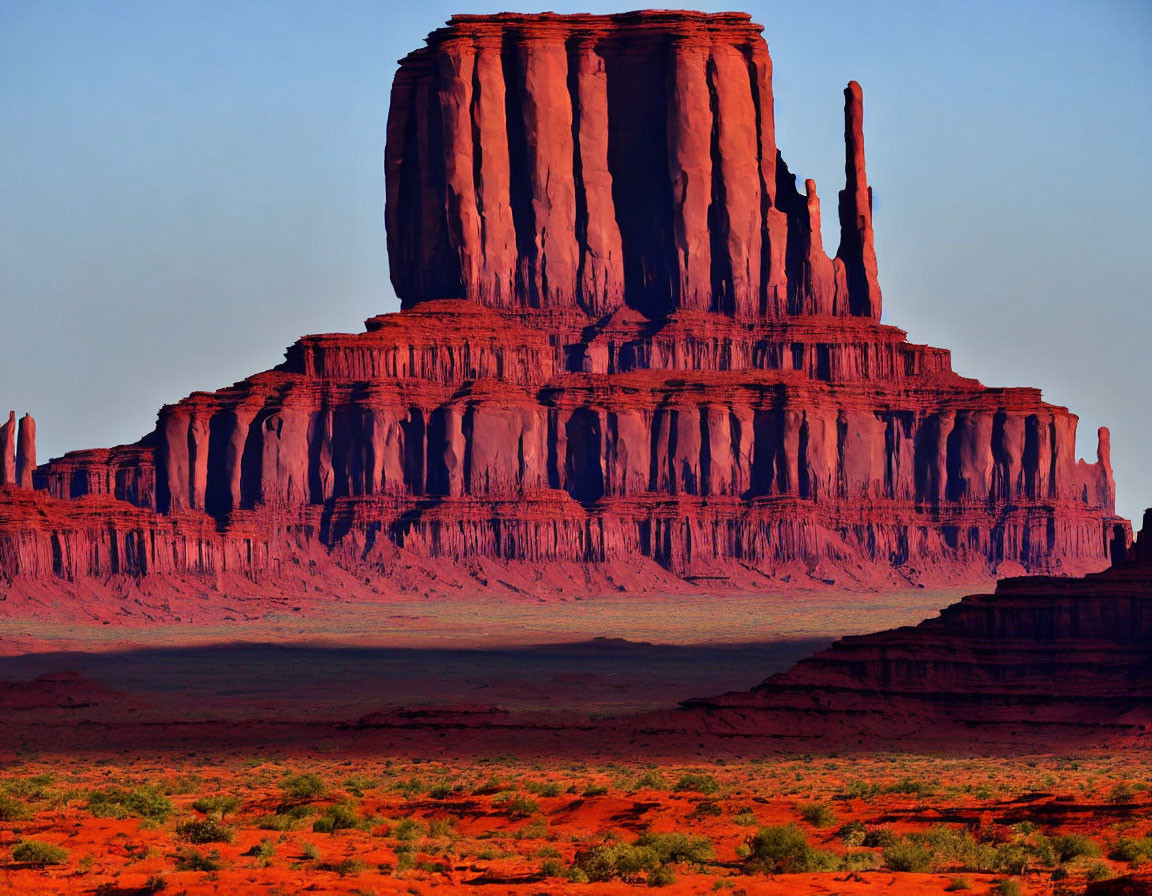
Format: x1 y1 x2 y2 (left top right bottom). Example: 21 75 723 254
572 842 660 882
312 801 366 834
945 878 972 891
392 776 425 799
1108 782 1136 804
1085 860 1113 881
996 879 1022 896
540 858 565 877
175 849 222 872
391 818 424 841
674 773 719 794
257 804 315 831
882 838 933 873
633 770 669 791
0 796 31 822
647 864 676 887
176 818 234 844
837 821 866 847
301 842 321 861
636 831 714 865
1110 836 1152 865
280 773 325 803
862 826 898 848
798 802 837 828
428 782 457 800
746 824 836 873
582 784 609 797
343 775 373 797
842 851 879 871
689 801 723 819
733 810 759 827
497 794 539 818
191 794 240 817
1051 833 1100 863
525 780 562 798
87 785 173 821
11 840 68 865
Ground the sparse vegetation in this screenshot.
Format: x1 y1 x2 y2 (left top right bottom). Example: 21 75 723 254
11 840 68 865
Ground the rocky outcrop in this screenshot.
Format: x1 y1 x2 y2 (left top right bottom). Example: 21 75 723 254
675 511 1152 747
0 412 14 486
15 414 35 490
0 11 1125 609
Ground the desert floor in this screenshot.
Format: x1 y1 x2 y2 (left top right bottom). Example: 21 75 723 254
2 586 1147 894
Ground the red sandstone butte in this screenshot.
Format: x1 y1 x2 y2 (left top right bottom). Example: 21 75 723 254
0 11 1126 612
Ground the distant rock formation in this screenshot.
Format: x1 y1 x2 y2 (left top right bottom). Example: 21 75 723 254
0 11 1125 608
674 509 1152 747
15 414 35 490
0 412 15 486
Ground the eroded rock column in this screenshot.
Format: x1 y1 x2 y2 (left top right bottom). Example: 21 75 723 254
837 81 882 319
16 413 35 489
0 411 15 485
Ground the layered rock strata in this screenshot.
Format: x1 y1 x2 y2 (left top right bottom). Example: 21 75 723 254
0 11 1124 605
674 512 1152 746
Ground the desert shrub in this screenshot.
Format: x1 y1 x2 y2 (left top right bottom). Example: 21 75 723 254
862 826 898 848
1085 860 1113 881
391 818 424 841
842 851 879 871
176 818 234 844
572 842 660 882
11 840 67 865
428 817 457 839
312 801 367 833
191 794 240 817
243 839 276 859
300 842 321 861
428 782 458 800
280 773 325 803
633 770 669 791
257 803 315 831
1109 782 1136 804
343 775 373 796
689 801 723 819
945 878 972 891
674 773 719 794
87 785 173 821
497 794 539 818
840 779 876 800
837 821 866 847
647 864 676 887
142 875 168 893
1111 836 1152 865
525 780 562 798
2 774 54 801
0 796 31 822
540 858 565 877
883 777 937 797
392 776 425 799
746 824 837 873
636 831 714 865
733 810 759 827
582 784 609 797
175 848 222 872
882 838 933 873
996 879 1023 896
515 818 548 840
798 802 837 828
1051 833 1100 862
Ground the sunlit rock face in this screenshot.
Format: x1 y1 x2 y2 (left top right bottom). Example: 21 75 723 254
0 11 1124 602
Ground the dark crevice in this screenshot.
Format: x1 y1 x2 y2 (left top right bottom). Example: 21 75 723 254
566 38 591 313
502 36 538 307
706 55 733 314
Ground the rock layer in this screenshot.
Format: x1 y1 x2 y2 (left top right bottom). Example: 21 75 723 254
0 10 1125 607
674 511 1152 747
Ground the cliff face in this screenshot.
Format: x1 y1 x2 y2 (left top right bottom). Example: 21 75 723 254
385 11 879 320
0 11 1124 609
674 513 1152 747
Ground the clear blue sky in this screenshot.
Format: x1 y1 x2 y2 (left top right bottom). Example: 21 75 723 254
1 1 1149 523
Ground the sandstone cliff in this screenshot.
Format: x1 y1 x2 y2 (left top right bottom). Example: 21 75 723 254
0 11 1124 612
